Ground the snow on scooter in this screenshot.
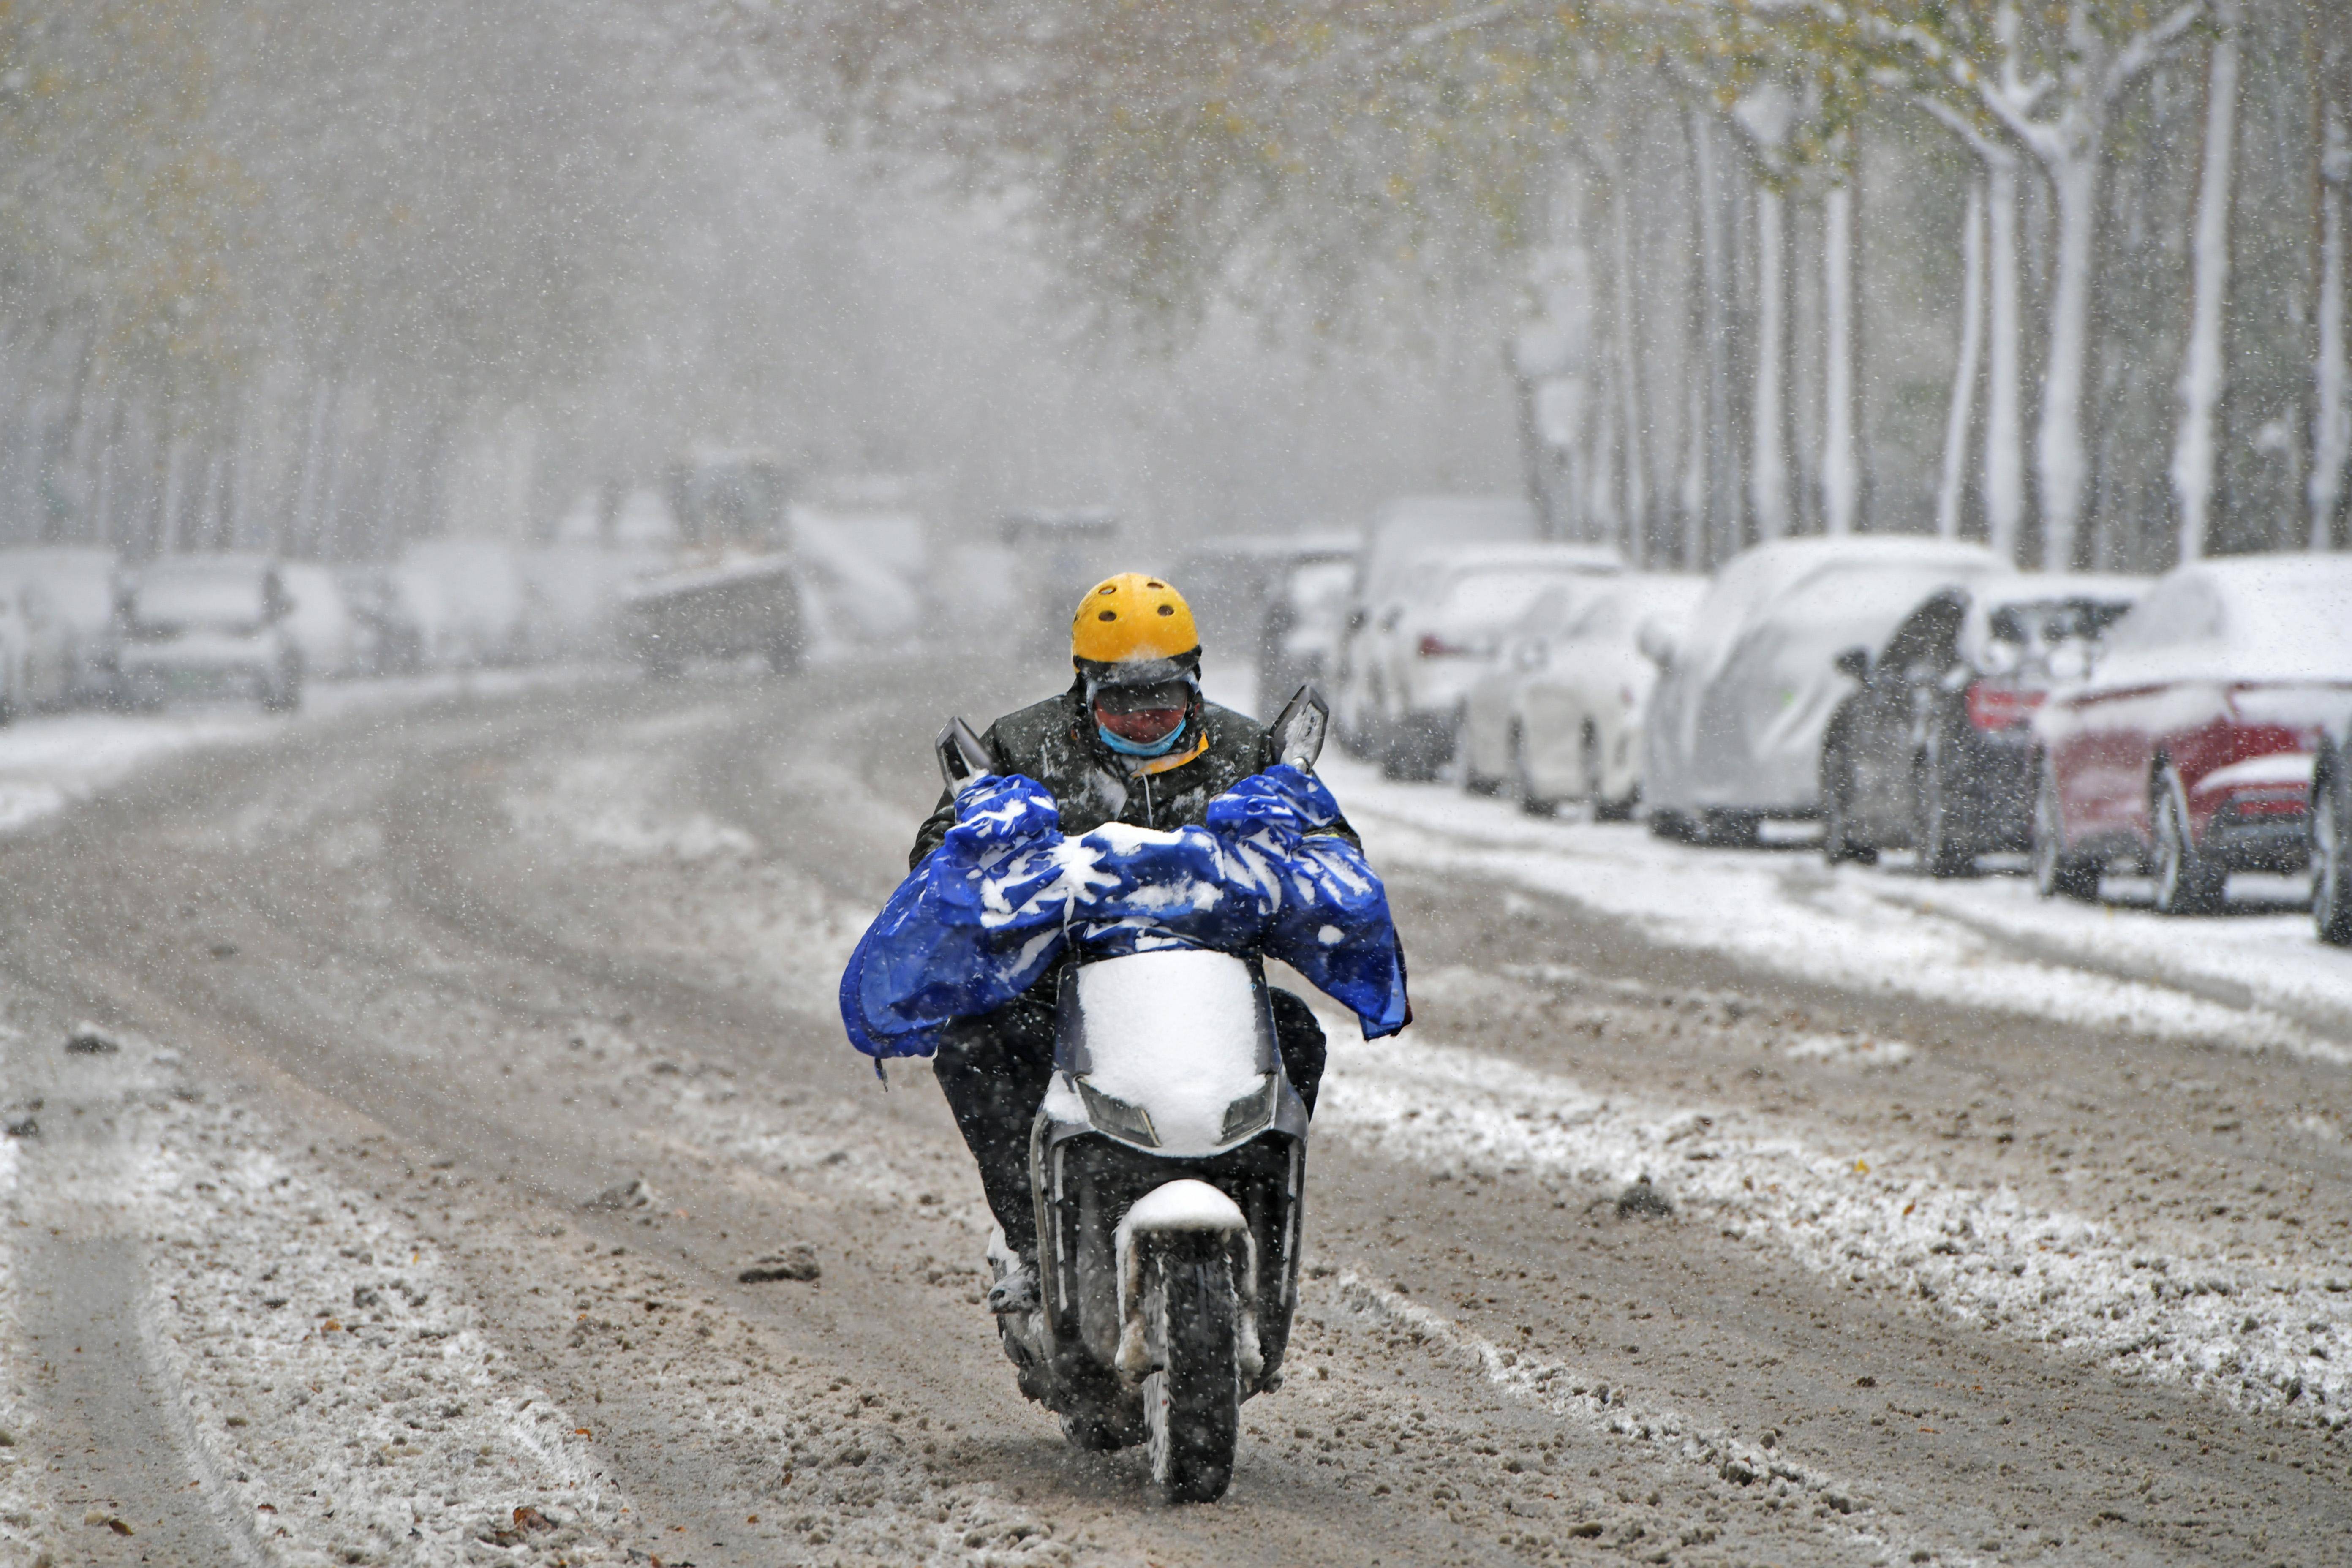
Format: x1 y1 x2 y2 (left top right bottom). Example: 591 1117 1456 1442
841 687 1407 1503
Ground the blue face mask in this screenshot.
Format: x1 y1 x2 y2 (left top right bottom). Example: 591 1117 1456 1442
1098 717 1186 757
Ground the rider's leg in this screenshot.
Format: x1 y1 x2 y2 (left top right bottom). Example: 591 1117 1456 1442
932 997 1056 1257
1269 988 1327 1114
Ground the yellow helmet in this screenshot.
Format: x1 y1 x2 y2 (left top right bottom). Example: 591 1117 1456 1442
1070 572 1200 669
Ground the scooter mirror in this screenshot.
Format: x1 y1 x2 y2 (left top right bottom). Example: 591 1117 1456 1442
935 717 994 796
1267 684 1329 773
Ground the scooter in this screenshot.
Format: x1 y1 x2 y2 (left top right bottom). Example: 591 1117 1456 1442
934 688 1328 1503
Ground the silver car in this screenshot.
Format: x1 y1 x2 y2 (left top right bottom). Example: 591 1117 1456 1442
118 555 303 712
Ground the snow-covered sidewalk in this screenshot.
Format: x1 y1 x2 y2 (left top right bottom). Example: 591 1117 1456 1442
1322 755 2352 1064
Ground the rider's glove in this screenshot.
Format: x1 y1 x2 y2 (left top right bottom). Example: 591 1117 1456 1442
948 773 1061 850
1203 764 1340 853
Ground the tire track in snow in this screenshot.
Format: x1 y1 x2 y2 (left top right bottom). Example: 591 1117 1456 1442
1317 1026 2352 1428
1320 1273 1967 1568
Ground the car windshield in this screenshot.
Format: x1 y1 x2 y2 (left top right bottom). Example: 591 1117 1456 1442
1985 596 2135 663
1432 567 1584 629
132 569 269 631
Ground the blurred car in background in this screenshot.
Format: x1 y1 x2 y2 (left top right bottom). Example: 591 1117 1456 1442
1642 536 2004 845
400 539 532 667
2030 553 2352 912
0 580 63 723
1819 574 2146 873
0 545 121 705
117 555 302 712
1176 534 1354 675
1257 553 1358 713
1332 495 1539 756
1463 573 1704 817
340 566 426 676
279 562 368 681
1342 539 1622 779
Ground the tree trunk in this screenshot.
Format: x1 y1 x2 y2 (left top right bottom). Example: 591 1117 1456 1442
2314 90 2352 547
1937 183 1990 540
2172 17 2241 564
1692 109 1739 562
2038 144 2102 570
1607 159 1650 565
1983 158 2028 564
1822 175 1860 536
1750 183 1793 540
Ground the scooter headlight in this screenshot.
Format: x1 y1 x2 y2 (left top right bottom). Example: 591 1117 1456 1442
1219 1075 1279 1144
1077 1079 1159 1147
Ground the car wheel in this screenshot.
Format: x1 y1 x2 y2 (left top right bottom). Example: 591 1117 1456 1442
2316 747 2352 946
1821 743 1875 866
1512 725 1555 817
2151 765 2226 916
1911 749 1971 878
2031 762 2100 900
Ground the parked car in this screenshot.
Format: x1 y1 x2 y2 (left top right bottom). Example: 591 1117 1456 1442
1332 495 1540 756
0 574 76 722
2031 553 2352 912
339 566 426 676
399 539 532 667
1342 541 1622 779
1462 573 1705 817
117 555 302 712
1642 536 2004 844
0 546 121 705
1257 555 1358 714
1819 574 2147 873
279 562 367 680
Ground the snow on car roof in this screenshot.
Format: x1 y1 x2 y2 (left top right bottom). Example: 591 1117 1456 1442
2091 551 2352 686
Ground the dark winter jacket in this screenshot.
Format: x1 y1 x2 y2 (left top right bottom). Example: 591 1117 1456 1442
908 678 1361 870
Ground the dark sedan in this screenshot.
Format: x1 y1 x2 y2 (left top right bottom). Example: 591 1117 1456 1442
1821 574 2144 874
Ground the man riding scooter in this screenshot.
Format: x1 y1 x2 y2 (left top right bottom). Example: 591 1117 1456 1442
901 574 1369 1313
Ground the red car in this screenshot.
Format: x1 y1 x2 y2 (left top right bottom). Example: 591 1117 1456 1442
2030 554 2352 913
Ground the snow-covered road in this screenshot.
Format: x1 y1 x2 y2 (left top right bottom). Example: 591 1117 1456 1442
1 659 2347 1565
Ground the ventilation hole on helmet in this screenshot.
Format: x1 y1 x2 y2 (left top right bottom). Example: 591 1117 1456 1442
1156 604 1175 615
1098 584 1117 595
1146 580 1165 589
1098 610 1117 621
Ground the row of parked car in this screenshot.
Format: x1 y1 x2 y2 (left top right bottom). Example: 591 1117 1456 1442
1272 496 2352 947
0 540 584 721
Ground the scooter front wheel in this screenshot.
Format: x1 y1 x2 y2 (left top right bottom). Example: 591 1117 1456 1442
1144 1242 1241 1503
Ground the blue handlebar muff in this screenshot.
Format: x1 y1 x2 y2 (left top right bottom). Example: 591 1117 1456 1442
839 765 1408 1060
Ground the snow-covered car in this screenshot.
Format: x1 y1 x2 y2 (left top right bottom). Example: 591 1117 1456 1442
0 574 77 722
2031 553 2352 913
339 566 426 676
1257 555 1358 713
1462 573 1704 817
0 545 121 705
399 540 532 667
1344 541 1622 779
1332 495 1539 757
117 555 302 712
1642 536 2004 844
278 562 367 680
1820 574 2146 874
